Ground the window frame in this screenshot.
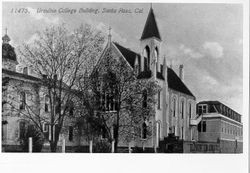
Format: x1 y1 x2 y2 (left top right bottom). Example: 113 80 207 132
181 100 184 119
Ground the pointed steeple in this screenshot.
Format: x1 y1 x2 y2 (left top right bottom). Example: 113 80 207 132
140 6 161 41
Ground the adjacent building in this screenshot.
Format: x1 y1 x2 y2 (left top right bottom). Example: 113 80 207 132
2 32 83 152
196 101 243 153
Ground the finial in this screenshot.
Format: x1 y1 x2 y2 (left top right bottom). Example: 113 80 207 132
5 28 8 35
170 59 173 69
150 3 152 9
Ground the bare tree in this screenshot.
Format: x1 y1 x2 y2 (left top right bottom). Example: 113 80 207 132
78 47 159 152
6 24 105 152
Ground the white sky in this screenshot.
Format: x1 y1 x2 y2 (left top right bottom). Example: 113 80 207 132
2 2 243 114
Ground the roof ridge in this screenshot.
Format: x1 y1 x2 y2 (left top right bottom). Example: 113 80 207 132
113 42 140 55
167 67 195 97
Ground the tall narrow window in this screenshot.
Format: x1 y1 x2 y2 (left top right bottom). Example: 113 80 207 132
181 100 184 119
173 98 176 117
181 127 184 139
189 103 192 119
142 122 147 139
157 91 161 109
144 57 148 71
143 46 150 71
154 47 159 72
45 96 49 113
69 126 73 141
143 90 147 108
19 92 26 110
19 121 26 140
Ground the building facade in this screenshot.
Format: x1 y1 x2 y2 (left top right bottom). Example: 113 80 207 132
94 7 198 152
196 101 243 153
2 33 84 152
2 6 200 153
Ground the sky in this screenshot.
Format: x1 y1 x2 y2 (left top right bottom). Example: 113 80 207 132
2 2 243 114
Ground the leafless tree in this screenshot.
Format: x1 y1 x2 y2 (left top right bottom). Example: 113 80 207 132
78 47 159 152
6 24 105 152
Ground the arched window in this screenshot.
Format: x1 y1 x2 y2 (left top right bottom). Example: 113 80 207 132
154 47 159 72
19 121 26 140
143 46 150 71
173 98 176 117
181 100 184 119
189 103 192 119
45 95 50 113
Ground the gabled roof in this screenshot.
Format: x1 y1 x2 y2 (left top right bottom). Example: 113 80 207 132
112 42 195 97
167 67 194 97
113 42 140 68
141 7 161 41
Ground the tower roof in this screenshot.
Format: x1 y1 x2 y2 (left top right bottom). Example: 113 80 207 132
2 30 17 62
2 34 10 43
140 7 161 41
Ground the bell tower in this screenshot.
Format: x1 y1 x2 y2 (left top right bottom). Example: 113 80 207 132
2 28 18 71
140 6 162 79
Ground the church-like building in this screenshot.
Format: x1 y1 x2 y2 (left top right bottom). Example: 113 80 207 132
94 6 199 152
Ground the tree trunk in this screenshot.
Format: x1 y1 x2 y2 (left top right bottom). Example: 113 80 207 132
114 111 120 153
50 142 57 152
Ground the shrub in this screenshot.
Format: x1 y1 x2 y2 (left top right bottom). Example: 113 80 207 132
20 125 44 152
93 139 111 153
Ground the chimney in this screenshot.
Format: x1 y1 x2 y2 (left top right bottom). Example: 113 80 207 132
179 64 184 81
